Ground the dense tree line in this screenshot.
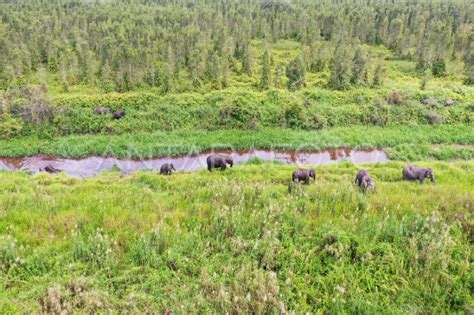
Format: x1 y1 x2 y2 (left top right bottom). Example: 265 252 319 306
0 0 472 92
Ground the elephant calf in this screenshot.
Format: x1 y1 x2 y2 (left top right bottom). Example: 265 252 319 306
355 169 375 192
42 165 61 173
160 163 176 175
207 154 233 171
112 110 126 119
94 107 110 115
402 165 435 184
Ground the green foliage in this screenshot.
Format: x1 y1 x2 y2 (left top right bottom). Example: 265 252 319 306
432 58 447 77
259 46 272 89
286 57 305 91
351 48 369 85
1 0 470 92
372 64 384 87
464 43 474 85
0 161 473 313
0 111 23 139
386 144 474 161
0 86 467 139
0 125 472 159
329 44 353 90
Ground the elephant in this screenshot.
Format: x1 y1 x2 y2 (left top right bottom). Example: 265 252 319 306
112 110 126 119
41 165 61 173
355 169 376 192
94 107 110 115
292 168 316 184
354 169 369 186
403 165 435 184
206 154 233 171
443 99 456 106
420 98 438 106
160 163 176 175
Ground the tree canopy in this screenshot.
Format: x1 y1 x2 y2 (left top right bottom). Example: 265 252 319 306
1 0 472 91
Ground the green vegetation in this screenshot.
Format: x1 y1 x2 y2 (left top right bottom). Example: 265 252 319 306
1 1 473 141
1 161 473 313
1 1 473 312
0 125 472 159
1 87 472 139
1 0 472 92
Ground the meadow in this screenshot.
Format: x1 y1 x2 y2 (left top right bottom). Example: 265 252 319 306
0 125 473 160
0 161 473 313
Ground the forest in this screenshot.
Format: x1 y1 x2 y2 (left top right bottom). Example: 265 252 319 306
0 0 473 313
1 0 473 92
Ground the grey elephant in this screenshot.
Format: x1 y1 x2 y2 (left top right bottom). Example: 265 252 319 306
292 168 316 184
160 163 176 175
288 168 316 192
112 110 126 119
207 154 233 171
355 169 375 192
41 165 61 173
94 107 110 115
402 165 435 184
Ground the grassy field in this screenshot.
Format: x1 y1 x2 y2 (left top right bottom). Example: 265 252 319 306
0 161 473 313
0 125 473 160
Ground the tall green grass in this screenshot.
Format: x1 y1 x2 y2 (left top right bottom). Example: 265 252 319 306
1 161 472 313
0 125 472 159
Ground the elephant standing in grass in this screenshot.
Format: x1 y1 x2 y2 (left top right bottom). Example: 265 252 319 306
403 165 435 184
355 169 375 193
112 110 126 119
289 168 316 192
94 107 110 115
207 155 233 171
160 163 176 175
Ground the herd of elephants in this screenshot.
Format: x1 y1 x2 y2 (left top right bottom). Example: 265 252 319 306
89 106 437 191
40 153 435 191
158 154 436 193
40 153 435 192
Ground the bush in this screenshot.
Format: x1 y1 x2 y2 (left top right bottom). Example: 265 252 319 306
284 102 304 128
286 57 305 91
0 111 23 139
387 91 402 105
432 58 446 77
427 112 444 125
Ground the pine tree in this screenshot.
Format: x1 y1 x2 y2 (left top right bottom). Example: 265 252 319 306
259 46 271 89
431 57 446 77
464 42 474 85
373 64 384 87
420 72 430 90
351 48 369 85
161 62 174 94
274 65 284 88
329 43 353 90
286 57 305 91
242 44 254 76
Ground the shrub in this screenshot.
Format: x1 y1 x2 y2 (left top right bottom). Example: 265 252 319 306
286 57 305 91
387 91 402 104
284 102 304 128
20 85 54 125
427 112 444 125
431 58 446 77
0 111 23 139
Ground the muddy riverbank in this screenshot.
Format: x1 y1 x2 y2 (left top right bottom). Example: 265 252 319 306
0 148 388 178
